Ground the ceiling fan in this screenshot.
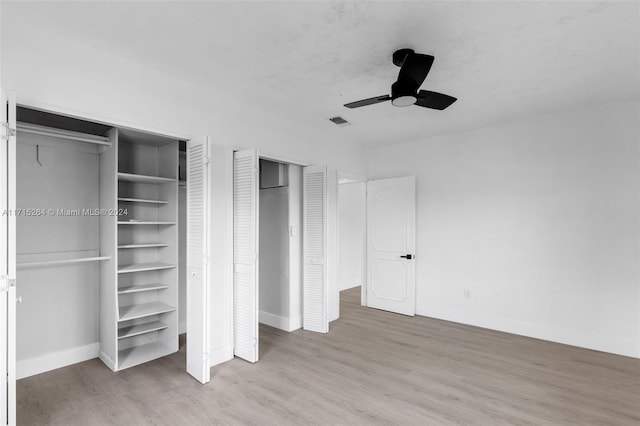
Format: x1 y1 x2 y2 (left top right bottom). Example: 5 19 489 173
344 48 457 110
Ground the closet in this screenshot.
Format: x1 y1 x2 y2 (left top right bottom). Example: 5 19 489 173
258 159 297 331
232 151 328 364
14 107 180 375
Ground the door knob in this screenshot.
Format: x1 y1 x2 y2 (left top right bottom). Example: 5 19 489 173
400 254 413 260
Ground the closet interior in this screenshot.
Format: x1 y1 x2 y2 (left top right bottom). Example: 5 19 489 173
15 107 183 376
258 159 302 332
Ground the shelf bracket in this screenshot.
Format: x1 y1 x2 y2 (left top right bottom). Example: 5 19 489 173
1 121 16 141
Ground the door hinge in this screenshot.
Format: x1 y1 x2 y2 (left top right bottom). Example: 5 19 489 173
2 122 16 140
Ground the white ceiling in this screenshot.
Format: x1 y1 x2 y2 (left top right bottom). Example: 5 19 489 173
5 1 639 147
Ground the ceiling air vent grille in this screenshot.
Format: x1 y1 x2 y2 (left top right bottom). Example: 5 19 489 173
329 116 350 126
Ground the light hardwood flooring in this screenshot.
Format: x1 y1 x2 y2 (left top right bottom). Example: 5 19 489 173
18 287 640 425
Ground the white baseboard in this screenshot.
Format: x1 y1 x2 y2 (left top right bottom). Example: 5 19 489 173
259 311 289 331
339 283 361 291
99 350 116 371
289 315 302 331
259 311 301 332
18 342 100 379
209 345 233 367
179 320 187 335
417 303 640 359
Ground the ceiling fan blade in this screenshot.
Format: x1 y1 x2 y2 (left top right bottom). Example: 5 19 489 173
415 90 457 110
344 95 391 109
397 53 434 89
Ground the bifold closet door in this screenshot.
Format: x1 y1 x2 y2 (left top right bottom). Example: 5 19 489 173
233 149 259 362
302 166 328 333
186 137 210 384
0 90 17 426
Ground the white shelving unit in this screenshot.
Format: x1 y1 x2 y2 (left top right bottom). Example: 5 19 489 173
99 128 179 371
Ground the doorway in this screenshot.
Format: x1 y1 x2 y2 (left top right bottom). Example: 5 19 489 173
258 159 302 334
232 151 329 363
337 172 367 307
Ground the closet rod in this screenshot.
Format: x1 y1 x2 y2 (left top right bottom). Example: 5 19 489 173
17 123 112 146
17 255 111 268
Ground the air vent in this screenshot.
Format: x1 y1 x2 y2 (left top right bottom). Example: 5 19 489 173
329 116 350 126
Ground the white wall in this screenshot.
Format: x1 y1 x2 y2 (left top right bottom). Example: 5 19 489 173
259 186 290 329
1 12 365 368
367 100 640 358
288 165 303 330
338 182 366 291
15 136 101 378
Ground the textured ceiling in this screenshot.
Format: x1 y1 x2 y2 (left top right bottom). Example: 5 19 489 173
4 1 639 147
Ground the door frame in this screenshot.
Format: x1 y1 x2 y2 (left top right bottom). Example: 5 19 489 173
1 90 17 426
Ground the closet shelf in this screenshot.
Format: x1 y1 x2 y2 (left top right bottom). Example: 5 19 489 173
18 256 111 268
118 197 168 204
117 221 176 225
118 320 168 340
17 122 111 146
118 301 176 322
118 283 170 294
118 243 169 249
118 172 176 184
118 262 176 274
118 341 174 370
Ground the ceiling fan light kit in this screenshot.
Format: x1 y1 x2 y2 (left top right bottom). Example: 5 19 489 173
344 48 457 111
391 81 418 107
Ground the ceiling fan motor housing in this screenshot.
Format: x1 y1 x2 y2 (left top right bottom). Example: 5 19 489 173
391 81 417 107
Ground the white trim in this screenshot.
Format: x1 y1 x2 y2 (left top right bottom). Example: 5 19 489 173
259 311 302 332
179 320 187 335
417 304 640 359
16 98 191 141
340 283 361 291
17 343 100 379
288 316 302 332
99 350 116 371
209 345 234 367
338 170 366 184
257 152 309 167
259 311 288 330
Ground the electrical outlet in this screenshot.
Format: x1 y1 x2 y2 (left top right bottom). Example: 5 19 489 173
463 289 471 300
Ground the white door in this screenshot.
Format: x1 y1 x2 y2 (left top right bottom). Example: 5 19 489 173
0 91 17 425
233 150 259 362
302 166 328 333
186 137 210 383
366 176 416 316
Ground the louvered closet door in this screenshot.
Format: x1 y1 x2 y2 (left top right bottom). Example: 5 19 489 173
0 91 17 425
186 137 210 384
303 166 328 333
233 150 259 362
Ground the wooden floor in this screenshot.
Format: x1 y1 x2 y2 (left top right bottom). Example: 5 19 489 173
18 287 640 425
